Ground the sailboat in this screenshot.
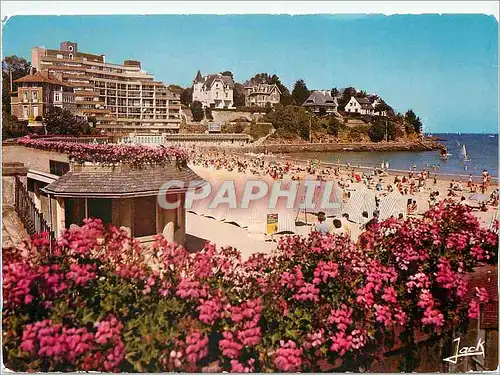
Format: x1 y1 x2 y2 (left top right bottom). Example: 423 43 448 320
461 144 470 161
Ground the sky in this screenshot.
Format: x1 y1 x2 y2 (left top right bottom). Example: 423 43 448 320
2 14 498 133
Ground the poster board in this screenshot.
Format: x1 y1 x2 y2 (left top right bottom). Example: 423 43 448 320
266 213 278 235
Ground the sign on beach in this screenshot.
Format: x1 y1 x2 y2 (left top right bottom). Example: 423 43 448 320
266 213 278 235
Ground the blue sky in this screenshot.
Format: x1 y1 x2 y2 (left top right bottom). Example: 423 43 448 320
2 14 498 133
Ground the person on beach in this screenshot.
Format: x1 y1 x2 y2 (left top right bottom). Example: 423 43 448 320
407 200 417 215
311 212 331 235
365 211 379 231
331 219 345 236
341 213 353 238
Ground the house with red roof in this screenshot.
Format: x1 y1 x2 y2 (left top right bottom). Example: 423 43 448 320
11 70 76 122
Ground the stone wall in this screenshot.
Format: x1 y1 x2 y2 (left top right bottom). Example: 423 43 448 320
2 163 28 207
237 140 444 154
2 144 69 173
211 110 265 125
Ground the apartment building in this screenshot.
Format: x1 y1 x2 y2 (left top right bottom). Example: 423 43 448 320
31 41 181 133
11 70 76 122
244 83 281 108
192 71 234 109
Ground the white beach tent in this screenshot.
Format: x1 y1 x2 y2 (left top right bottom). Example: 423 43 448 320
379 191 407 220
343 187 377 224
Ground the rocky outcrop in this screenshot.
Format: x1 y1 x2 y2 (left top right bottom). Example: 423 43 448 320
237 140 444 154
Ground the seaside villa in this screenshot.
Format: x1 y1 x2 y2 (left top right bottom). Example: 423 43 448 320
2 137 204 246
344 96 387 116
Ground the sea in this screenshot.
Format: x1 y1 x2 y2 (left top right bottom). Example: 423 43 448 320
290 133 499 179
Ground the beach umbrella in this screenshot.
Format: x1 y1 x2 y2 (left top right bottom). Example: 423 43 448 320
469 193 489 202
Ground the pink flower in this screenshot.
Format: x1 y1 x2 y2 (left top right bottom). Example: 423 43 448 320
275 340 303 372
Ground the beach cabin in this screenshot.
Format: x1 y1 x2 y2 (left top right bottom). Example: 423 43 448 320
2 137 204 246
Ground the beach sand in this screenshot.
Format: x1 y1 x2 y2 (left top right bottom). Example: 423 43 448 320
185 162 498 258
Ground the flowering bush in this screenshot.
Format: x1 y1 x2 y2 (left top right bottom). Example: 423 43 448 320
17 136 189 168
2 204 497 372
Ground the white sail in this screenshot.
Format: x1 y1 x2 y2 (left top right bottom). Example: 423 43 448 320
461 144 469 160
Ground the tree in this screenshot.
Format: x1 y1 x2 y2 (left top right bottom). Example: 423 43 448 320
404 109 422 134
191 101 204 122
318 107 327 117
2 55 32 115
355 90 367 98
233 83 246 107
180 87 193 106
247 73 291 105
338 87 357 109
330 87 339 98
2 113 29 139
263 104 313 141
369 118 397 142
291 79 310 106
205 107 213 120
44 106 92 135
220 71 234 79
167 84 184 96
327 116 342 137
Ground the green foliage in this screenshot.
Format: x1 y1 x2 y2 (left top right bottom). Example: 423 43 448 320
291 79 310 106
405 109 423 134
2 113 30 139
180 87 193 106
263 104 313 141
247 72 291 105
205 107 213 120
327 116 342 137
44 106 93 136
338 87 357 109
167 85 184 96
2 55 32 115
245 122 274 140
369 118 397 142
233 83 246 107
220 71 234 79
191 100 204 122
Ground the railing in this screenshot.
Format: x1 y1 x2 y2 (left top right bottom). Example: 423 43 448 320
14 176 53 238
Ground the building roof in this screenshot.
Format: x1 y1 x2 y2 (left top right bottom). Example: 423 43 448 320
351 96 374 110
194 70 203 83
42 164 204 198
14 72 71 87
203 74 235 89
302 91 337 107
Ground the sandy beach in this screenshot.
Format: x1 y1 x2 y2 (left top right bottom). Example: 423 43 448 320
184 151 498 258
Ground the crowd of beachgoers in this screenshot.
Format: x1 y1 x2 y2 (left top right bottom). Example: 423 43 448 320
188 148 497 212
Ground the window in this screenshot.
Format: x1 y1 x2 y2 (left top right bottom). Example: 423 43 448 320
32 91 38 102
68 45 74 52
23 106 29 118
55 93 61 102
69 53 73 60
33 106 39 117
49 160 70 176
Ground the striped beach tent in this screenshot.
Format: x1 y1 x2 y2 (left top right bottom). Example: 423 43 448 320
343 188 369 224
361 189 377 220
277 209 297 234
225 208 249 228
488 210 498 233
379 191 406 220
324 181 344 218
